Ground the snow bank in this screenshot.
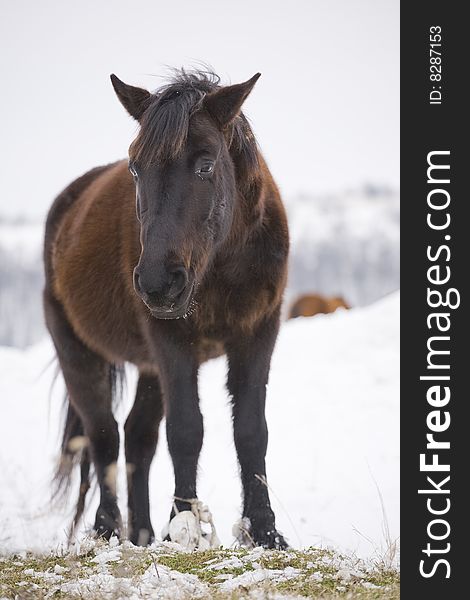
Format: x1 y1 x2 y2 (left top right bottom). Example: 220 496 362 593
0 292 399 559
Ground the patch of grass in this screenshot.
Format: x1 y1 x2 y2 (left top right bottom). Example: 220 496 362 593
0 542 399 599
157 546 399 598
275 575 400 600
1 553 68 598
157 547 252 584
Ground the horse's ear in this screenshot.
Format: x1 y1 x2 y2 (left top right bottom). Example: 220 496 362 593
204 73 261 128
110 74 151 121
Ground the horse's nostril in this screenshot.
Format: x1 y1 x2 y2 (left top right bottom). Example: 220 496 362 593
167 267 188 299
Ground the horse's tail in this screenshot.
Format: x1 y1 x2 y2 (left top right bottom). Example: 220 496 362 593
53 400 91 535
53 365 125 536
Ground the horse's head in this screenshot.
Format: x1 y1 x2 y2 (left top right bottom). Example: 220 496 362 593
111 70 260 319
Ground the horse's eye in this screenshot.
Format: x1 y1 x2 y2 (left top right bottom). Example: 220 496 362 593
196 162 214 180
128 163 138 179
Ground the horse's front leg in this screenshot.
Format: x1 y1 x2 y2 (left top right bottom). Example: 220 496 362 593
227 312 287 550
155 334 203 520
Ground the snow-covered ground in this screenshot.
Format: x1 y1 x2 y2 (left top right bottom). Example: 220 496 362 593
0 291 399 561
0 541 400 599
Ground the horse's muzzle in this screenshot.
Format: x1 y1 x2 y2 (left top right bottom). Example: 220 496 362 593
133 266 194 319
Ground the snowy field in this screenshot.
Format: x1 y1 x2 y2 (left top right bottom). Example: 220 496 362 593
0 291 399 562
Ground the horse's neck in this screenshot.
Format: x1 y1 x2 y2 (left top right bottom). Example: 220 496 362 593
232 147 267 229
212 176 267 280
231 173 265 240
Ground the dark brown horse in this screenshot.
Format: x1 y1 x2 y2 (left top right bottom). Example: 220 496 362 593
43 70 289 549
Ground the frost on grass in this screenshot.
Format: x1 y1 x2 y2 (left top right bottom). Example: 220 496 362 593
0 539 399 599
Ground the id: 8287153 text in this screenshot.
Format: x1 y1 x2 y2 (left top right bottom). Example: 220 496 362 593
429 26 443 105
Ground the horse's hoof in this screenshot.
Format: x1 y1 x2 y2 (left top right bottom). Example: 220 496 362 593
234 516 289 550
129 526 155 546
94 506 122 541
255 528 289 550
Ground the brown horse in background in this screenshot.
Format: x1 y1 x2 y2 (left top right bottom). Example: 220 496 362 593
289 294 350 319
43 70 289 549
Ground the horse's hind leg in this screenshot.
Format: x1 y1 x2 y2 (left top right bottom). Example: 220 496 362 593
124 373 163 545
44 292 122 539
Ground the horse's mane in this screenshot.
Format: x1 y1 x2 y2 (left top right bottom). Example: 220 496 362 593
131 69 259 182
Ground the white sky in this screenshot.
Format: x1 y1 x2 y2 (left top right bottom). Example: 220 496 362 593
0 0 399 219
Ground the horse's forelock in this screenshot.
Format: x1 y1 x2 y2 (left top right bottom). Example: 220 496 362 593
130 69 259 180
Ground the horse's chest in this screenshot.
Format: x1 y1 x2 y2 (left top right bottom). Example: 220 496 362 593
192 279 269 338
